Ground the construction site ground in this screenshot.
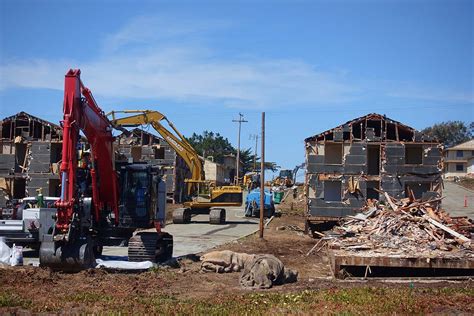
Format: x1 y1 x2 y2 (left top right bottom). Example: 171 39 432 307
21 204 260 266
1 191 473 314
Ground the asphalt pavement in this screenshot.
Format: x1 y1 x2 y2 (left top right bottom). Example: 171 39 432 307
442 180 474 219
102 206 259 259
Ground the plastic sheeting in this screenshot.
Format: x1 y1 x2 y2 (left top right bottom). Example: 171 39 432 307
95 259 155 270
0 238 11 265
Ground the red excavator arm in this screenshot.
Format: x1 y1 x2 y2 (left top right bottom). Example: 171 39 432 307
55 69 119 235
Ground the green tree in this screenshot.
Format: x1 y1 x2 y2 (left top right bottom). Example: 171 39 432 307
237 148 278 174
187 131 234 163
421 121 472 147
187 131 279 174
238 148 255 174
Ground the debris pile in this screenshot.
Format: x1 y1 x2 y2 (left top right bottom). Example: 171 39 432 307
329 191 473 257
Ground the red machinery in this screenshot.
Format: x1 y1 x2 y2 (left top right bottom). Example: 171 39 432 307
39 70 172 271
56 69 119 235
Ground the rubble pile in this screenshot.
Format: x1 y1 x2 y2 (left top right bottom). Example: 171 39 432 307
329 191 473 257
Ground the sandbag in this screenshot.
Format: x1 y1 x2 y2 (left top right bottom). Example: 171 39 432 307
239 254 298 289
200 250 298 289
200 250 255 273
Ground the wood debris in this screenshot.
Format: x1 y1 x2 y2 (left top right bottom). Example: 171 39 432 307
328 190 473 258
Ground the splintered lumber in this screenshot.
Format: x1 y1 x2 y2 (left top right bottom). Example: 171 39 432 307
327 187 474 278
306 239 323 256
328 188 473 261
383 191 398 212
424 216 470 243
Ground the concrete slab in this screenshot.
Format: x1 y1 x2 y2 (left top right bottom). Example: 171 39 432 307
165 206 259 257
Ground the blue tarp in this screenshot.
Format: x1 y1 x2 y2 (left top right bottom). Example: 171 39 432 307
245 189 274 217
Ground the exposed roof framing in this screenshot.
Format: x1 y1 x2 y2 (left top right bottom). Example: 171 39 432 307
304 112 435 143
1 111 60 130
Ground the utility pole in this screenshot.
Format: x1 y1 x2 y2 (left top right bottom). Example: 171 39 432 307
232 113 247 184
259 112 265 239
249 134 259 171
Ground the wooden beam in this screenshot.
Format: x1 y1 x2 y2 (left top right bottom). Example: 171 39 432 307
384 191 399 212
423 215 470 243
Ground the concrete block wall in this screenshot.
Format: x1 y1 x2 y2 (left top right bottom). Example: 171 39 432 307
304 113 442 223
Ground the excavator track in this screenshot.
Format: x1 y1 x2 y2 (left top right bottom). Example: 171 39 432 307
128 232 173 263
209 208 226 225
172 208 191 224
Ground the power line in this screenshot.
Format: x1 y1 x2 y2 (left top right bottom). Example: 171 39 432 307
232 113 248 183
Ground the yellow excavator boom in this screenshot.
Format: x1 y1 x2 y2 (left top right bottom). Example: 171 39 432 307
108 110 203 194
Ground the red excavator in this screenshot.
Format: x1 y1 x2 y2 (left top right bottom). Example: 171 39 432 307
39 69 173 271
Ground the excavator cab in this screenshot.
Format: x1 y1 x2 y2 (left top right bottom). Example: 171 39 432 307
118 164 165 228
118 164 172 263
39 163 171 271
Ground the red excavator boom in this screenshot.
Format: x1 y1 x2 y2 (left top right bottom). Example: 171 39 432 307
56 69 119 235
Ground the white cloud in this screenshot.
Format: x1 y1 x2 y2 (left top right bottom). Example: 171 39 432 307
0 51 360 109
1 15 471 110
0 59 66 90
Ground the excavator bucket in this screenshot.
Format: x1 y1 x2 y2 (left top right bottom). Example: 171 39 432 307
39 239 95 272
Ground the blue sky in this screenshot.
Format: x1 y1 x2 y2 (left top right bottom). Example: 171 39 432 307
1 0 473 180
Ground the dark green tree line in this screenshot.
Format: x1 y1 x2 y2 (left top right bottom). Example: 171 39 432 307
421 121 472 147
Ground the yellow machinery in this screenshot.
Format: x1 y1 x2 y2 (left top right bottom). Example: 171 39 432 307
272 169 294 187
108 110 242 224
243 171 260 191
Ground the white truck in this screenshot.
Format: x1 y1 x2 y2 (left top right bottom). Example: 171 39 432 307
0 196 59 248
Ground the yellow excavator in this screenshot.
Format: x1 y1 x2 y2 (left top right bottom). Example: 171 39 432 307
108 110 242 224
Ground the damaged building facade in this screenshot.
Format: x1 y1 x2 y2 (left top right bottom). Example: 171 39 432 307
304 113 443 232
0 112 63 207
116 128 190 203
0 113 190 208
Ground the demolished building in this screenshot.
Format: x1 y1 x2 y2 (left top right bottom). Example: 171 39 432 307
116 128 190 203
0 112 63 207
304 113 443 233
0 113 190 208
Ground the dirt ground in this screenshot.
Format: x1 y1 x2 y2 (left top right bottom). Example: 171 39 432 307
1 192 473 314
459 178 474 191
